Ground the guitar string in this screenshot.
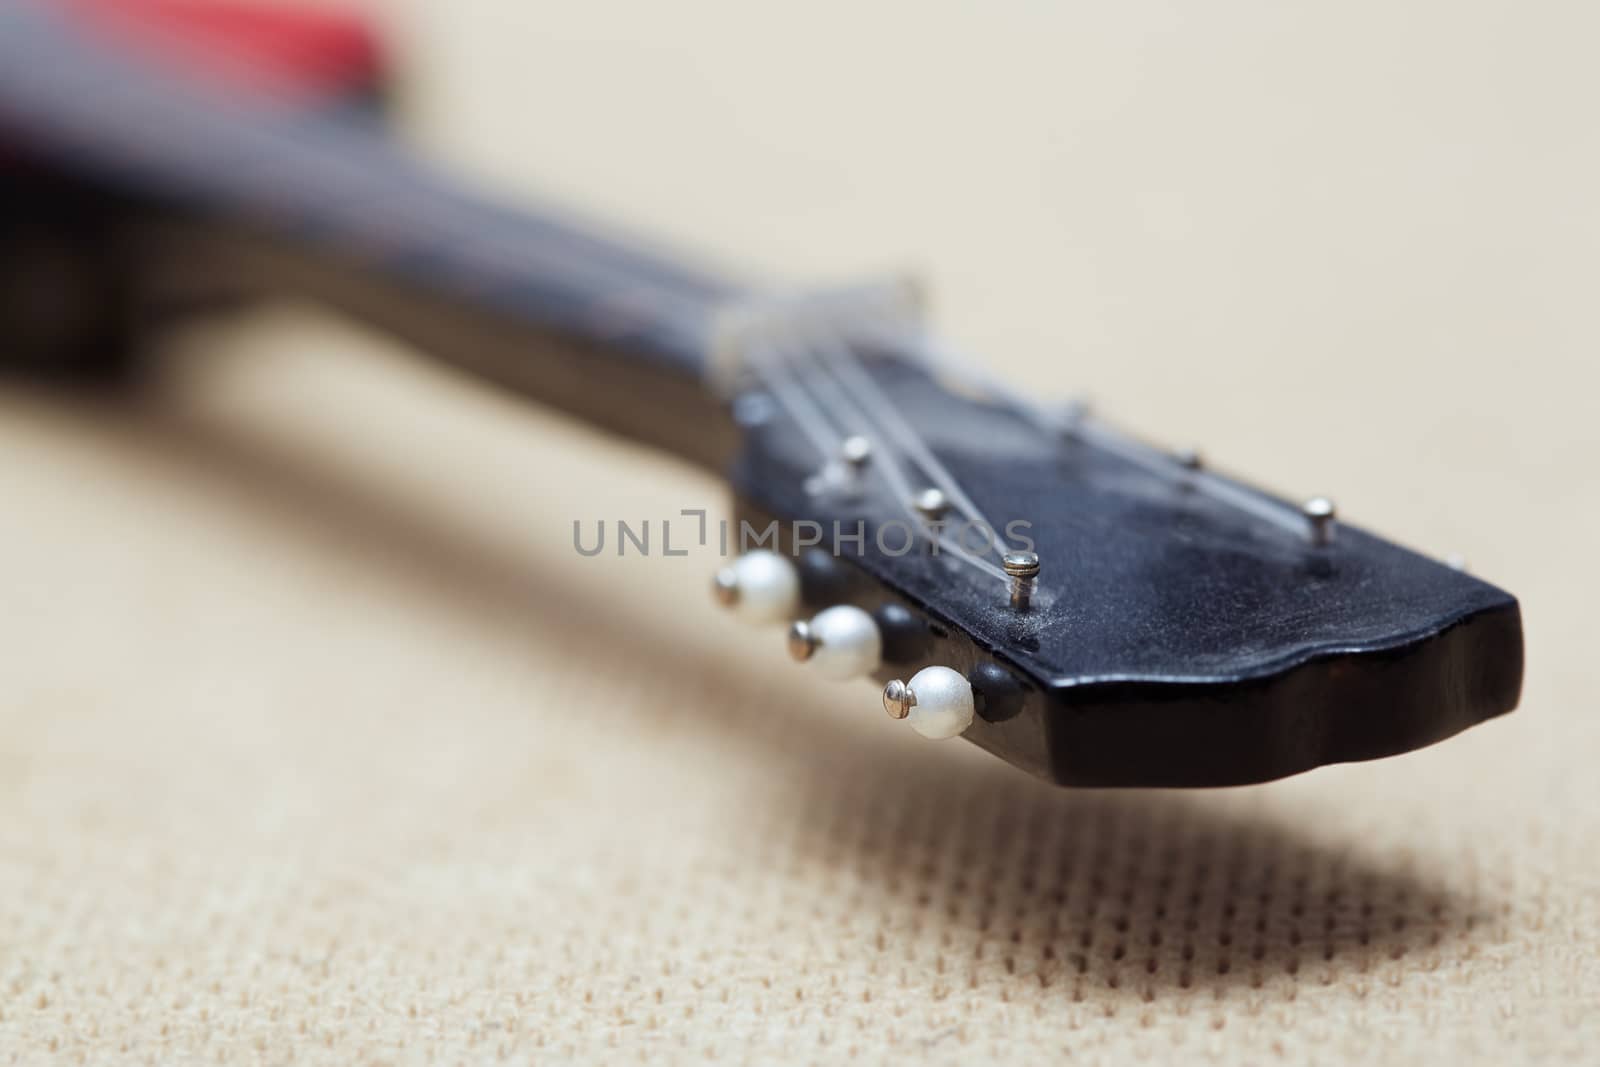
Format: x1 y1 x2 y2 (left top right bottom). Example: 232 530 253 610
1070 423 1309 537
865 326 1314 541
5 5 1003 576
5 2 1306 548
787 363 1009 585
748 340 848 461
786 329 1009 579
754 328 1009 584
806 318 1009 553
2 0 1006 572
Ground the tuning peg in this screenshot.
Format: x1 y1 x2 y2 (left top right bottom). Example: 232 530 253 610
1002 550 1040 611
840 435 872 472
1302 497 1337 547
787 605 881 680
881 666 975 740
712 550 799 624
913 487 951 524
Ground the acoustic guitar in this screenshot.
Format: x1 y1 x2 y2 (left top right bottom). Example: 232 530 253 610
0 0 1523 787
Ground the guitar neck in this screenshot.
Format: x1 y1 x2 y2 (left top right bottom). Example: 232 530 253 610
0 0 745 467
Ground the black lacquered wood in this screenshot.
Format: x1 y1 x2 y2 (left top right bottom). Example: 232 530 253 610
731 353 1523 786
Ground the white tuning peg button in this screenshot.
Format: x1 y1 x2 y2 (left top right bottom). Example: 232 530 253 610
882 666 974 740
712 550 799 624
787 605 882 680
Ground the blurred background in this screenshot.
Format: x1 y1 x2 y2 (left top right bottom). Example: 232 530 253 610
0 1 1594 1062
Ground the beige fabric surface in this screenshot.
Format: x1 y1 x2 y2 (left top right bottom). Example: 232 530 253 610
2 1 1597 1063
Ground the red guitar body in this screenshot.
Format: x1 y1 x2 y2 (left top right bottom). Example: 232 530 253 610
54 0 385 106
1 0 384 378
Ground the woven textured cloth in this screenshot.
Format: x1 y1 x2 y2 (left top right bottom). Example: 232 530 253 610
1 1 1595 1063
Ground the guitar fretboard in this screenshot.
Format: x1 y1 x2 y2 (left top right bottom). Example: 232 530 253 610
0 0 741 376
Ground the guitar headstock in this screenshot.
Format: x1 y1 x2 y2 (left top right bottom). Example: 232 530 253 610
711 294 1522 787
